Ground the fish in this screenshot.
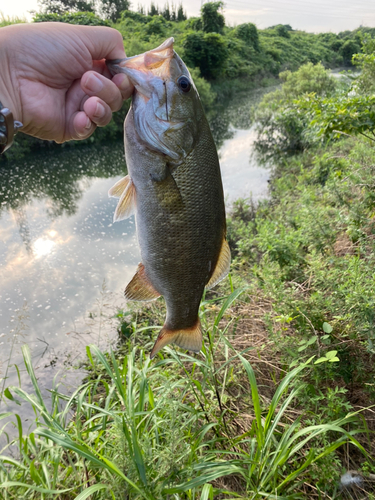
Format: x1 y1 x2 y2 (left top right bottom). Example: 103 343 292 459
107 37 230 358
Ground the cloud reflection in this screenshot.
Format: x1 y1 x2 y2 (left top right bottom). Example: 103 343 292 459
33 237 56 258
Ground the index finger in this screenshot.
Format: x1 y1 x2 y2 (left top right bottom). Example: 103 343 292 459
79 26 126 61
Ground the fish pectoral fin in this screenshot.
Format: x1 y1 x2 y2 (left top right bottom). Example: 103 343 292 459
150 319 202 359
108 174 131 198
125 263 161 301
113 178 136 222
206 238 231 290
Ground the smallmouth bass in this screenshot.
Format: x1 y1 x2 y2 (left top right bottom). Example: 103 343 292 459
107 38 230 358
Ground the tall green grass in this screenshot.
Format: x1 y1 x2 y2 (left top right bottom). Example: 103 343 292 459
0 290 367 499
0 12 27 27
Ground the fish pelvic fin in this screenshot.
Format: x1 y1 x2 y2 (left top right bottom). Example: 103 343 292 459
206 238 231 290
125 263 161 301
111 176 136 222
108 174 131 198
150 319 202 359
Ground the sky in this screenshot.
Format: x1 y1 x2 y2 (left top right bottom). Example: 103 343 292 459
2 0 375 33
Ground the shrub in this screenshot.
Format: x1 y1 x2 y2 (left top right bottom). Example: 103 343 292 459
183 31 228 79
201 0 225 34
235 22 259 51
33 11 110 25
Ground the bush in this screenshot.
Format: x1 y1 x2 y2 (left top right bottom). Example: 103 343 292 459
201 0 225 34
235 22 259 51
254 62 338 160
183 31 228 79
33 11 110 25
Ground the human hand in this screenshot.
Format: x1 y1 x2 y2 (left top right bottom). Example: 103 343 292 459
0 22 134 142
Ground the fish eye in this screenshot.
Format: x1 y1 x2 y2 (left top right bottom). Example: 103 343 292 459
177 76 191 93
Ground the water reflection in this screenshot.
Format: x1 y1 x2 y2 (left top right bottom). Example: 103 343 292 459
0 143 141 428
209 88 272 202
0 88 271 429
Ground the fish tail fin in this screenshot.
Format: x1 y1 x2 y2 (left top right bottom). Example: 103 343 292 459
150 318 202 359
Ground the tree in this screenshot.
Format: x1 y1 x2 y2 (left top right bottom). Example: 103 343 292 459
183 31 228 79
339 39 361 65
148 2 159 16
34 11 110 24
38 0 95 14
177 2 186 21
201 1 225 33
161 2 170 20
235 23 259 51
99 0 130 22
39 0 130 21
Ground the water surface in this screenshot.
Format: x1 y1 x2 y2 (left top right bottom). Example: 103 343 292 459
0 89 270 428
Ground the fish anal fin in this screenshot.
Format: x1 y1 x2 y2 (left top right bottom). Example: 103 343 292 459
108 175 130 198
125 263 161 301
113 178 136 222
150 319 202 358
206 238 231 290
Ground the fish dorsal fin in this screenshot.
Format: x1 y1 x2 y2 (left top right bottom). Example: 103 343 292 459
125 263 161 301
206 238 231 290
150 319 202 358
108 174 131 198
113 177 136 222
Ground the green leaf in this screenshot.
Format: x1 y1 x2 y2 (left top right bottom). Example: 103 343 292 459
323 322 333 333
200 483 214 500
0 481 71 494
74 484 111 500
314 357 327 364
3 388 14 401
325 350 338 360
297 344 308 352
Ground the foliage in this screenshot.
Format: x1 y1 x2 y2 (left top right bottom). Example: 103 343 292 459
38 0 129 21
254 62 338 160
235 23 259 51
146 1 157 16
298 93 375 142
33 11 110 25
0 13 27 27
183 31 228 79
339 38 361 65
288 35 375 143
158 2 186 22
0 305 367 498
143 15 170 38
352 33 375 93
38 0 96 14
99 0 130 22
201 1 225 34
5 9 372 160
230 136 375 401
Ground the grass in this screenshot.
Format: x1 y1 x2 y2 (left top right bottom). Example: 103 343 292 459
0 12 27 27
0 288 370 499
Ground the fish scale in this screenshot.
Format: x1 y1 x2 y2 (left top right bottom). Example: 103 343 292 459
107 37 231 358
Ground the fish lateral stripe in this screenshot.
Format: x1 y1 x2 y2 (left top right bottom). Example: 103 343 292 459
150 319 202 358
113 178 136 222
125 263 161 301
206 238 231 289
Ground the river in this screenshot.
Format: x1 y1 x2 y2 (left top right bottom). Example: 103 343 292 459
0 88 270 428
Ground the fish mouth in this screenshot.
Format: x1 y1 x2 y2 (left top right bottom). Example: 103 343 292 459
106 37 175 97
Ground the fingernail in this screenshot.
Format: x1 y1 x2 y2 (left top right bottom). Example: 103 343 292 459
95 103 105 118
85 117 92 129
85 73 103 93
